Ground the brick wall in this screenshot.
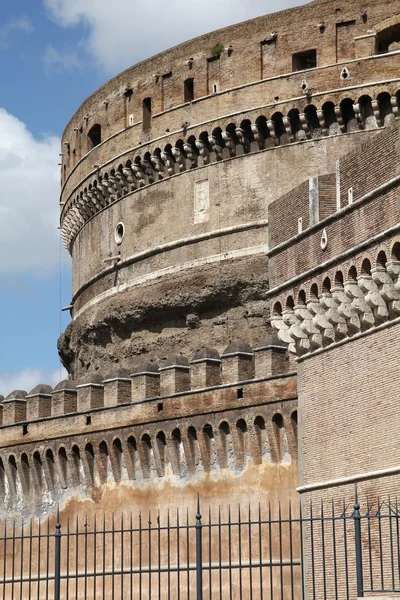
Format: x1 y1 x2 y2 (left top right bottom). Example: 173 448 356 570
268 120 400 289
298 322 400 489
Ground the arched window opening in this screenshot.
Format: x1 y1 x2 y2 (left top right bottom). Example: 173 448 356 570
361 258 372 276
112 438 123 481
8 455 18 492
71 445 81 486
20 453 30 492
340 99 357 132
285 295 295 310
322 278 331 294
236 419 248 462
0 458 6 497
288 109 302 139
45 449 56 488
87 124 101 149
203 424 215 470
376 251 388 268
143 98 152 131
272 413 285 462
391 242 400 261
334 271 344 287
127 436 137 477
218 421 231 466
358 96 375 129
376 24 400 53
271 112 286 143
273 302 282 316
298 289 307 305
255 115 271 146
187 426 199 468
58 448 68 488
254 416 267 460
85 443 96 482
33 451 43 488
322 102 338 132
156 431 167 471
98 441 109 481
348 266 358 282
310 284 319 300
377 92 393 125
141 434 152 477
304 105 321 136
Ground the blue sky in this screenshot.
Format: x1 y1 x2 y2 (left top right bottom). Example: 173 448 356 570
0 0 306 395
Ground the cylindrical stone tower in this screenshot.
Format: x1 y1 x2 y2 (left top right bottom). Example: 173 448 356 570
58 0 400 379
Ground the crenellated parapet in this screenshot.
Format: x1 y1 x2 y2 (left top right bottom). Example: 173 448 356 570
61 86 400 252
0 339 296 514
271 235 400 359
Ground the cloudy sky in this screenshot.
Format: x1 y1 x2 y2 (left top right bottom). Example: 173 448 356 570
0 0 307 396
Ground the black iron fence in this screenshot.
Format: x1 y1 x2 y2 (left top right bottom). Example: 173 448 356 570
0 496 399 599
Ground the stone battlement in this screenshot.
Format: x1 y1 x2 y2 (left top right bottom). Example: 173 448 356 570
0 340 297 517
1 339 293 429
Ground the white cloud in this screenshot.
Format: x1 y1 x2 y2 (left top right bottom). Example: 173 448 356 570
0 367 68 398
43 45 82 71
0 108 68 277
44 0 307 74
0 16 34 45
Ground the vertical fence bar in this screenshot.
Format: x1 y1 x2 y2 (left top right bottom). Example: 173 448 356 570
54 509 61 600
378 499 384 591
218 507 222 600
354 498 364 598
299 502 305 600
321 501 327 600
396 498 400 588
208 506 212 600
3 521 7 600
268 502 273 600
157 512 161 600
20 520 24 600
28 520 33 600
367 499 373 592
196 497 203 600
389 498 395 591
94 514 97 600
248 505 253 598
228 505 232 600
331 500 338 600
238 505 242 600
84 515 88 600
177 509 181 600
66 517 70 600
167 510 171 600
186 508 190 600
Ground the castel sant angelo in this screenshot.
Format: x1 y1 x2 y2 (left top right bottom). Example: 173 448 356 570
0 0 399 529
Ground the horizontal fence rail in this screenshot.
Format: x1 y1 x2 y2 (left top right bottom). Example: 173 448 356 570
0 496 399 599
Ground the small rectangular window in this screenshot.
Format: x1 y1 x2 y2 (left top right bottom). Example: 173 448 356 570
143 97 152 131
348 187 353 205
298 217 303 234
212 83 218 94
292 49 317 72
128 114 134 127
184 78 194 102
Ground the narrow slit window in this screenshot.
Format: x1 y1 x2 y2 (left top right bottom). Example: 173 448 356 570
143 97 152 131
184 78 194 102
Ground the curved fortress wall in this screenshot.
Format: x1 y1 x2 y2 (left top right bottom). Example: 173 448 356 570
59 0 400 380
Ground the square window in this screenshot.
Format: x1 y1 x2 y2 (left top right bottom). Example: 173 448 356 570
292 49 317 72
